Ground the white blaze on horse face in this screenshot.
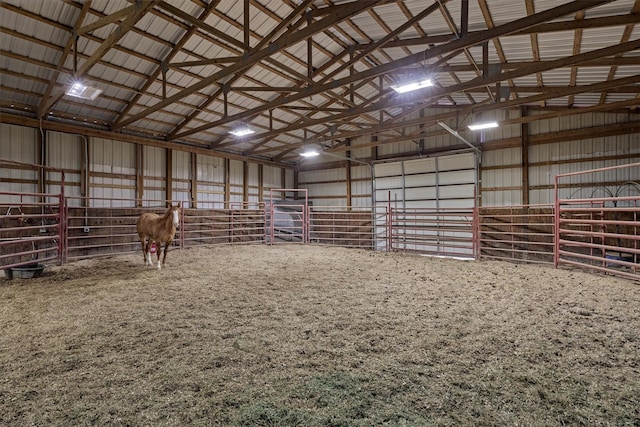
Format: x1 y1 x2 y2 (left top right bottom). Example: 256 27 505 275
172 208 180 228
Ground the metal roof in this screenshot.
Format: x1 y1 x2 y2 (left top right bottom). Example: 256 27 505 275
0 0 639 165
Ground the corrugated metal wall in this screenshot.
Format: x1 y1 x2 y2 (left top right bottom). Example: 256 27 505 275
142 145 166 206
1 108 638 210
0 124 291 209
0 123 38 199
91 137 136 207
197 154 224 205
173 150 190 205
46 131 81 203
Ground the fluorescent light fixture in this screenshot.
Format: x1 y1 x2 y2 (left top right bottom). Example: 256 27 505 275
300 148 320 158
391 79 433 94
468 121 499 131
229 127 255 137
65 81 102 100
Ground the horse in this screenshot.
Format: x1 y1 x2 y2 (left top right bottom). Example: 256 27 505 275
136 203 181 270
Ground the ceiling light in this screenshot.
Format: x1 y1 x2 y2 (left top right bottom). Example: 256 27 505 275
391 79 433 94
468 121 499 131
229 127 255 137
65 81 102 100
300 147 320 158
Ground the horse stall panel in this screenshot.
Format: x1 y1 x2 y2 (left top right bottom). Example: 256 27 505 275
309 207 376 249
65 201 150 261
478 205 555 264
0 192 62 270
266 200 307 243
556 163 640 281
389 207 475 257
181 201 265 247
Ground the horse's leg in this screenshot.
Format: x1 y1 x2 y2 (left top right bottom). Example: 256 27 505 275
140 236 149 265
156 242 163 270
146 240 154 266
162 239 172 268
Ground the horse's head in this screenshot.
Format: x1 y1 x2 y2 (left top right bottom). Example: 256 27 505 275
169 202 181 229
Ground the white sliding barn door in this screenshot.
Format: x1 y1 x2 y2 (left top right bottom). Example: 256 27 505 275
373 152 478 255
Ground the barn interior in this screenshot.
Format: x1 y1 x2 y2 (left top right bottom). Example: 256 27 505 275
1 0 639 278
1 2 640 425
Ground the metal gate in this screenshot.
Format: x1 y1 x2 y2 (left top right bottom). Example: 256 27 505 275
267 189 309 244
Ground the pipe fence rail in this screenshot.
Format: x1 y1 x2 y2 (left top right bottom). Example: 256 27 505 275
2 175 638 282
555 163 640 282
478 204 555 265
0 191 63 269
309 206 382 249
389 207 475 258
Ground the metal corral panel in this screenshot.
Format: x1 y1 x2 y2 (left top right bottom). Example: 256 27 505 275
0 124 37 196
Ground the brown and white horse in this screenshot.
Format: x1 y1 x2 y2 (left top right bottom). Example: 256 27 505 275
136 203 181 270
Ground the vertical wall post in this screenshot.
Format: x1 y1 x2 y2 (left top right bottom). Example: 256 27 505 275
166 148 173 203
554 174 560 269
136 144 143 206
346 138 352 209
190 152 197 208
224 158 230 205
243 160 249 202
521 106 530 205
258 164 264 202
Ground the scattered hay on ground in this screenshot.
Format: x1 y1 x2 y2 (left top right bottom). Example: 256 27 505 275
1 245 639 426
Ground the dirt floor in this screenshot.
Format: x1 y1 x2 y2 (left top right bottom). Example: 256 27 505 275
1 244 639 426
